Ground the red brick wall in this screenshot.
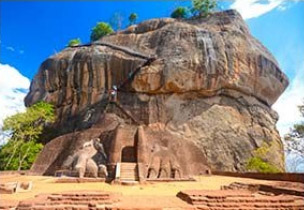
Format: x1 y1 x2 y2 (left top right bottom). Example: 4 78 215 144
213 171 304 183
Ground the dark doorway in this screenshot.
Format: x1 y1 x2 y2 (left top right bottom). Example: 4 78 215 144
121 146 137 162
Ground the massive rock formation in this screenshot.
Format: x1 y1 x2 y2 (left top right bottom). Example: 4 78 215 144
26 10 288 177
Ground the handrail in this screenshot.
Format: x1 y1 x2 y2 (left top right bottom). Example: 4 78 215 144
69 41 157 60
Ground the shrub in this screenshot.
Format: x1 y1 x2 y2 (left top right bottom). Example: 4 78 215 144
90 22 114 41
128 13 138 25
246 157 281 173
171 7 188 19
191 0 217 17
246 142 282 173
68 38 81 47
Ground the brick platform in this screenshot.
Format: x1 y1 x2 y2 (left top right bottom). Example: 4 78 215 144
55 177 106 183
0 200 18 210
16 191 120 210
222 182 304 197
177 190 304 210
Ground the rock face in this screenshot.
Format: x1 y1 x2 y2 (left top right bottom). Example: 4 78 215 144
26 10 288 176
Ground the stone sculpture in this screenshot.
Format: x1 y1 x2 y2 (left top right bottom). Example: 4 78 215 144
147 145 181 179
62 138 108 178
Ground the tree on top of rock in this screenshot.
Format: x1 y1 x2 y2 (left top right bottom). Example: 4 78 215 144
90 22 114 42
128 13 138 25
191 0 217 17
67 38 81 47
171 7 189 19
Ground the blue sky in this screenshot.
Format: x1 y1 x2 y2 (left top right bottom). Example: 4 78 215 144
0 1 303 142
1 1 303 80
0 1 190 79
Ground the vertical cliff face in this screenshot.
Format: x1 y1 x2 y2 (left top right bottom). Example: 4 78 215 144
26 10 288 174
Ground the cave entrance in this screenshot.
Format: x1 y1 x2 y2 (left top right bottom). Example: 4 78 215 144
121 146 137 162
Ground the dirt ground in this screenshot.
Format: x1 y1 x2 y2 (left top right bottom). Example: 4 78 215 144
0 174 279 208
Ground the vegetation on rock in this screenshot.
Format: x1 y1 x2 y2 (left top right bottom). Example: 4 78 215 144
171 7 189 19
191 0 217 17
246 142 281 173
0 101 55 170
90 22 114 41
128 13 138 25
68 38 81 47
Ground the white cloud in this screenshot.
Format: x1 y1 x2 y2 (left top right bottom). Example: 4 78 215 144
277 4 287 11
3 44 24 55
0 63 30 144
6 46 15 52
272 62 304 137
273 67 304 172
230 0 284 19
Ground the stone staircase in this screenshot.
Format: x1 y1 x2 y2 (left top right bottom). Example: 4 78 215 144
113 102 140 125
120 162 139 181
177 190 304 210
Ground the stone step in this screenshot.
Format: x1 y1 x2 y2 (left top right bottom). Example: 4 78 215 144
120 172 139 176
120 178 139 181
121 167 137 170
120 163 137 165
121 168 137 171
120 171 138 174
120 176 138 179
120 169 138 172
120 173 139 177
120 175 139 177
120 172 139 175
121 163 138 169
121 169 137 172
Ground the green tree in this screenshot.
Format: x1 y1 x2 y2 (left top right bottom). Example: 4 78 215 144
246 142 281 173
90 22 114 42
191 0 217 17
284 100 304 172
68 38 81 47
0 101 55 170
171 7 189 19
0 141 43 170
128 13 138 25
